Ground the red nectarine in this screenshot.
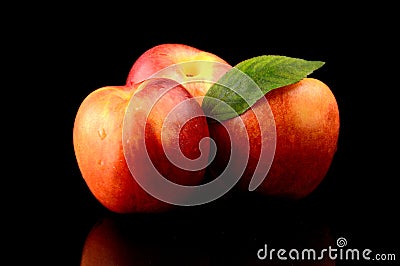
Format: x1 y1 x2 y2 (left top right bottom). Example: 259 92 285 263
73 78 210 213
208 78 340 199
126 43 231 105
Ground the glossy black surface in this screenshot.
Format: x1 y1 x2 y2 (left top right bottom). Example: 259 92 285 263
23 6 399 265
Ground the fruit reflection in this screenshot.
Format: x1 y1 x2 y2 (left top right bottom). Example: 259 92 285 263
81 202 336 265
80 215 211 266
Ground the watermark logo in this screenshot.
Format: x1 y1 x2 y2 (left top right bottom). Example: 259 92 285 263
257 237 397 262
122 61 276 206
336 237 347 248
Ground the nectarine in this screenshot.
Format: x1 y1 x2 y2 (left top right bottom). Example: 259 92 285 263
208 78 340 199
126 43 231 104
73 78 210 213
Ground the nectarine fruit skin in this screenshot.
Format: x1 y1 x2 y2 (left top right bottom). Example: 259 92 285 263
208 78 340 199
73 79 210 213
125 43 231 102
73 86 140 213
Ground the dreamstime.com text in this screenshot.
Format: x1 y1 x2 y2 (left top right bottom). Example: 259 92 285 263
257 237 396 262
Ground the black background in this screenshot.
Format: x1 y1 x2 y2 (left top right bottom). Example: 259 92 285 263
16 3 398 265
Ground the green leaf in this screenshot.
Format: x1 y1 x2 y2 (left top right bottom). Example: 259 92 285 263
202 55 325 121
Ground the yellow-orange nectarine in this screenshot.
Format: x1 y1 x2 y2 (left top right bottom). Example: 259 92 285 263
208 78 340 199
73 78 210 213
